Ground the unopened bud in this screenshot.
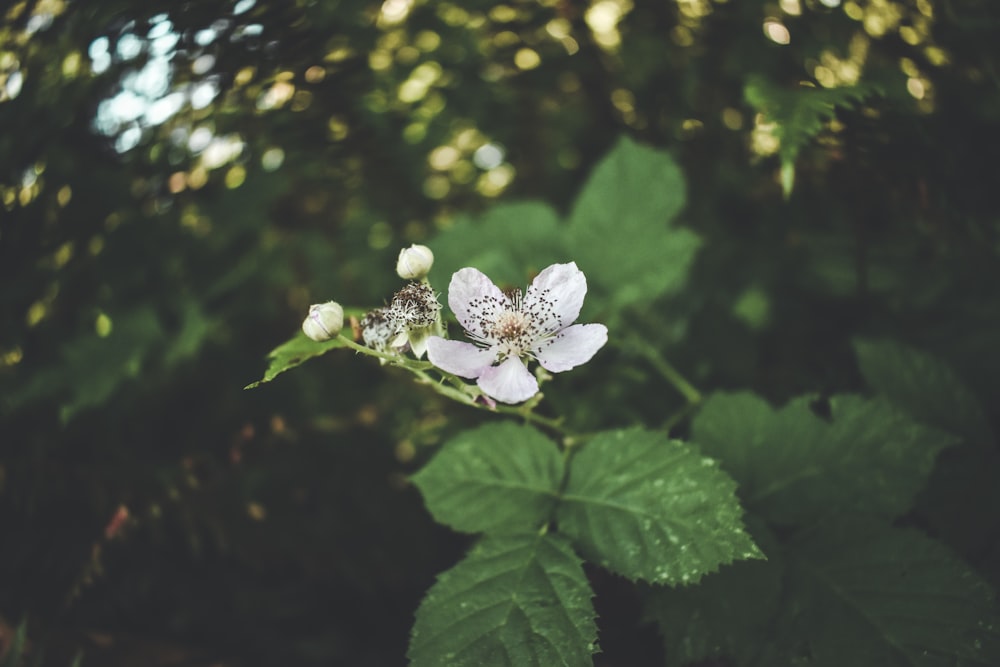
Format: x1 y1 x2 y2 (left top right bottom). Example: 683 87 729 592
302 301 344 341
396 244 434 280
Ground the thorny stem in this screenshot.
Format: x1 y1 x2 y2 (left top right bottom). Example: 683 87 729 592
337 334 578 440
336 334 434 368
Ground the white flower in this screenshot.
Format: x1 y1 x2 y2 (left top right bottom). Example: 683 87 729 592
396 244 434 280
426 262 608 404
302 301 344 341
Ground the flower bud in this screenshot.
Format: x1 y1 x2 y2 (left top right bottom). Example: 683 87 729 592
302 301 344 341
396 244 434 280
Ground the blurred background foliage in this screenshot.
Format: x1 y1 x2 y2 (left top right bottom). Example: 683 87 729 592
1 0 999 664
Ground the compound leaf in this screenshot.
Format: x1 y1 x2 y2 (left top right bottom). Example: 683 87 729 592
692 392 959 525
854 338 994 448
776 517 1000 667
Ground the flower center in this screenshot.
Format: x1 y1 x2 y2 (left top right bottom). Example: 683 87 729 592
491 310 532 341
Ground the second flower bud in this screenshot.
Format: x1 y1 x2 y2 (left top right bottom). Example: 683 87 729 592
302 301 344 341
396 244 434 280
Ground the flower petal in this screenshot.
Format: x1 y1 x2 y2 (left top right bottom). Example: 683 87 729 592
477 357 539 404
448 267 509 340
535 323 608 373
426 337 494 378
524 262 587 333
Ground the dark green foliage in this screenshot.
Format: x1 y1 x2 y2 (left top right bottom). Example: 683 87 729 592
645 350 1000 667
854 339 995 449
3 0 1000 664
428 202 565 290
692 392 958 524
744 76 882 196
649 518 1000 667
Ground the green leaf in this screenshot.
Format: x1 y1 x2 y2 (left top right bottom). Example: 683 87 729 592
854 338 994 448
7 306 164 423
244 332 348 389
744 77 881 197
428 201 566 291
777 517 1000 667
408 533 597 667
163 302 214 367
412 423 564 534
647 516 1000 667
692 392 959 525
643 516 784 665
556 428 761 585
567 136 700 310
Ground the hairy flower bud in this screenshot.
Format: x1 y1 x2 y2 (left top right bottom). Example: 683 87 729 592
302 301 344 341
396 244 434 280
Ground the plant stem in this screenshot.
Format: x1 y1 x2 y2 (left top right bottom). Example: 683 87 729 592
493 404 571 436
631 338 702 404
335 334 434 368
337 335 576 439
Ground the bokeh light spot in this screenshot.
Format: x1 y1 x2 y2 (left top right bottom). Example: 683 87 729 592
224 165 246 189
780 0 802 16
304 65 326 83
721 107 743 130
514 48 541 70
763 19 791 45
415 31 441 52
423 174 451 199
26 301 47 327
473 143 505 170
168 171 186 193
368 221 394 249
95 312 113 337
428 145 460 170
261 147 284 171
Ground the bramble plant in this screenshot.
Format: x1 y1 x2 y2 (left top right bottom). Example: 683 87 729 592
248 138 1000 666
6 1 1000 664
